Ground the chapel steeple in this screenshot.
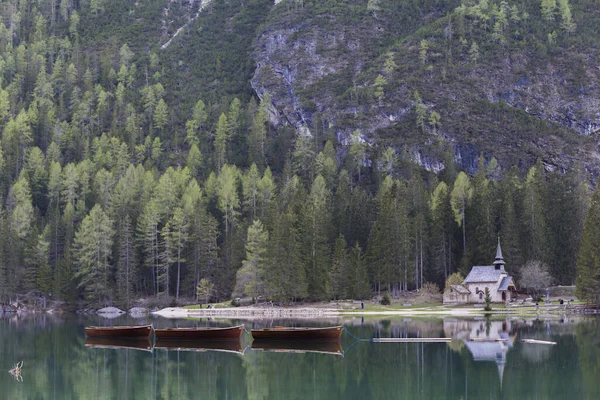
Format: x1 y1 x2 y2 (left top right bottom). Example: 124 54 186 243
493 237 505 271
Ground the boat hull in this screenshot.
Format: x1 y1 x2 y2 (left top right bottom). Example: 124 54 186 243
154 325 244 341
251 326 343 341
84 324 153 339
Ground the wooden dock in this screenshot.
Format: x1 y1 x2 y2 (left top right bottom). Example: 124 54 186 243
372 337 452 343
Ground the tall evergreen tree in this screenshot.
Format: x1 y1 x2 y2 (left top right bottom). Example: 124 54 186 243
303 175 332 300
73 204 114 305
116 215 136 308
576 179 600 305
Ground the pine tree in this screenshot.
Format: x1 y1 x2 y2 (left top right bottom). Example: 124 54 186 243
303 175 332 300
116 215 136 309
249 94 268 168
347 242 370 299
330 234 348 300
431 181 454 282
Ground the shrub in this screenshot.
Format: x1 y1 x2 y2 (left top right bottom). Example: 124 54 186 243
230 298 241 307
422 282 440 295
380 293 392 305
484 288 492 312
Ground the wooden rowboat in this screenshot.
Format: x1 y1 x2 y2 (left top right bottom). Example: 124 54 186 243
84 324 153 339
154 325 244 341
251 325 343 341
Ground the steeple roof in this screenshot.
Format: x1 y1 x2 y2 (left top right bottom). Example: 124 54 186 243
493 237 505 268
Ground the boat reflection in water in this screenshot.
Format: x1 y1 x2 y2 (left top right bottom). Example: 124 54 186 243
154 339 245 355
84 337 153 352
251 340 344 356
154 325 244 341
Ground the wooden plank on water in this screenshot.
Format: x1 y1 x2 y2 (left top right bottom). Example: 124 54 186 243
372 337 452 343
520 339 557 345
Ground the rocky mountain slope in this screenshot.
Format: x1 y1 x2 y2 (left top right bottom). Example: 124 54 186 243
250 0 600 176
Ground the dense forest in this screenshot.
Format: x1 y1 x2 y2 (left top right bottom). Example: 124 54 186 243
0 0 598 308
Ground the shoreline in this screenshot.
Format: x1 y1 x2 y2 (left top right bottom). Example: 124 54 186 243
150 305 587 319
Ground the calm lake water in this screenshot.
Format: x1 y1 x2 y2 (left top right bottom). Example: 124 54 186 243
1 314 599 399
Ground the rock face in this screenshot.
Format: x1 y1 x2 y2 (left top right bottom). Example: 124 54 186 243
251 1 600 177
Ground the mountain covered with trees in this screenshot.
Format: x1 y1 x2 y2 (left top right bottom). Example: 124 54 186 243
1 0 599 308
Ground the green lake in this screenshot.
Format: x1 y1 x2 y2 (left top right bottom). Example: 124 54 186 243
1 314 599 399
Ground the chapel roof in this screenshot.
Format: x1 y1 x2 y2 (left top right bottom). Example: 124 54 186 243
498 276 515 291
463 266 506 284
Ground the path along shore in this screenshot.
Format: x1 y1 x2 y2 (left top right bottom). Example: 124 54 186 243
151 304 585 319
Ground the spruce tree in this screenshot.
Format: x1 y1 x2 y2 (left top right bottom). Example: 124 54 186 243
576 180 600 305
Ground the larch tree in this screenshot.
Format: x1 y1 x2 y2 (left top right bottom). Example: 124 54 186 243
235 219 268 301
214 113 229 171
451 171 473 261
73 204 114 306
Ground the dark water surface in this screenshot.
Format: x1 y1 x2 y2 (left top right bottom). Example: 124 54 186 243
1 314 599 399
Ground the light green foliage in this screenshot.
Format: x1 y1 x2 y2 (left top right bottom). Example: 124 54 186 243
373 74 387 105
469 41 480 64
214 113 229 170
293 134 316 183
249 94 269 167
444 272 464 289
348 130 366 182
196 278 214 305
451 171 473 256
73 205 113 305
419 39 429 64
153 99 169 131
428 111 441 134
235 219 268 299
10 174 34 239
484 287 492 311
383 52 397 75
380 147 397 176
558 0 576 33
541 0 557 22
217 164 241 238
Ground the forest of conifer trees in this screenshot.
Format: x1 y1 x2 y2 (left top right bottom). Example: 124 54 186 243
0 0 597 308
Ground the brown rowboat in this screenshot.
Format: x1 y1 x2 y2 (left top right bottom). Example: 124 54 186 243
84 324 153 339
251 325 343 341
154 324 244 341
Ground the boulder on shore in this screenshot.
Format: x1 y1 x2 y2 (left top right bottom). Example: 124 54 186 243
97 307 125 315
128 307 149 317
